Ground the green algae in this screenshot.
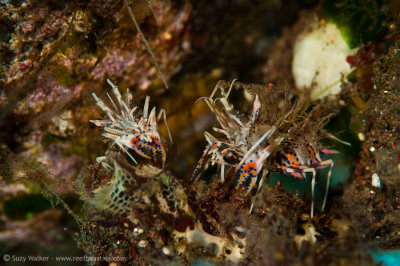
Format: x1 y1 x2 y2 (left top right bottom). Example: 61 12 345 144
53 64 75 88
321 0 386 48
2 192 83 221
3 194 52 220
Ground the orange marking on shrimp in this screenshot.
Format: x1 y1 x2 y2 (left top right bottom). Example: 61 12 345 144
243 162 257 172
307 145 319 165
286 153 300 166
130 137 139 145
320 148 339 155
290 172 306 180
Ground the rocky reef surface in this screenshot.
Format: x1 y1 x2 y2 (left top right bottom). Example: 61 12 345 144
1 0 400 265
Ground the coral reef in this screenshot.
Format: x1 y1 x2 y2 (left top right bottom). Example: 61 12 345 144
77 153 247 264
0 0 191 181
341 39 400 249
1 0 400 265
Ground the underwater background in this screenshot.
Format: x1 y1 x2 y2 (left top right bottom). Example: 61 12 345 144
1 0 400 265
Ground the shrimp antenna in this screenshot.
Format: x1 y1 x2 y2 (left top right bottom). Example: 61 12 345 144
124 0 168 90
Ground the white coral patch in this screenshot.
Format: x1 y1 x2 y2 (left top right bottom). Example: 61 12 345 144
174 223 245 264
371 173 381 188
292 21 357 99
294 222 319 248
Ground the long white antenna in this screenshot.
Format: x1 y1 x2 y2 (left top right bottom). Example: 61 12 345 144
124 0 168 90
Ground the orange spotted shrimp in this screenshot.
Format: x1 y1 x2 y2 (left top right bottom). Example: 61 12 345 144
193 80 349 217
192 80 279 185
91 79 172 167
